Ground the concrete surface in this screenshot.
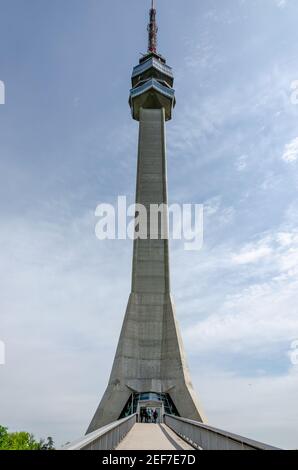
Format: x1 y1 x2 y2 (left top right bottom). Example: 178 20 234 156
87 108 205 433
116 424 194 450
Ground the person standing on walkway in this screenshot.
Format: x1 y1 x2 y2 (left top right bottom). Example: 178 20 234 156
153 409 158 424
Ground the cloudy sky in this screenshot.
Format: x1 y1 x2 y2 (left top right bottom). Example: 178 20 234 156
0 0 298 449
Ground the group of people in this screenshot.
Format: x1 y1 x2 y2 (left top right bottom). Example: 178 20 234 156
140 408 159 424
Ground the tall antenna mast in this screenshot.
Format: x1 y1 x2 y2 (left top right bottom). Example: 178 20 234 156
148 0 158 53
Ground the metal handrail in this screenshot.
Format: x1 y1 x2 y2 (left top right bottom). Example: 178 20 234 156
164 415 280 451
132 57 173 79
130 78 175 100
61 414 137 451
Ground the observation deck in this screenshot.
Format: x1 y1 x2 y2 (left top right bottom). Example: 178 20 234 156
129 52 176 121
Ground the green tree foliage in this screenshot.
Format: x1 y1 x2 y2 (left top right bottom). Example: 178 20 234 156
0 425 55 450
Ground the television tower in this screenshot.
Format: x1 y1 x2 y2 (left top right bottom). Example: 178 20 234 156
87 0 205 433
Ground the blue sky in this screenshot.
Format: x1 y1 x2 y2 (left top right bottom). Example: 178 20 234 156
0 0 298 449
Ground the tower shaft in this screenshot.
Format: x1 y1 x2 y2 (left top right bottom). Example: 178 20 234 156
87 109 204 433
132 108 170 295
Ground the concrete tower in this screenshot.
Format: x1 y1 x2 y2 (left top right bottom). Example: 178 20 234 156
87 1 205 434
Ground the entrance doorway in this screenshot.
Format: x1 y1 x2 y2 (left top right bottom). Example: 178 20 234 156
119 392 180 421
139 406 162 424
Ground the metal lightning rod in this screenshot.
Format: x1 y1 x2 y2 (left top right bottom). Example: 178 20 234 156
148 0 158 53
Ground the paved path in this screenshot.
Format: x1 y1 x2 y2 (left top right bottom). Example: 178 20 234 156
116 423 194 450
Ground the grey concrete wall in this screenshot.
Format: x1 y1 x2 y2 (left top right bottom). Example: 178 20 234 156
132 108 170 294
87 108 205 434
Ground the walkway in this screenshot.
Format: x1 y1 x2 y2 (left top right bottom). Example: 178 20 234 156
116 423 194 450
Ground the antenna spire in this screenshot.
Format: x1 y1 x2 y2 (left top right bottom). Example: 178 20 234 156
148 0 158 53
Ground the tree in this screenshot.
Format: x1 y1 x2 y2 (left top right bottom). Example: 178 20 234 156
39 436 55 450
0 425 55 450
0 426 9 448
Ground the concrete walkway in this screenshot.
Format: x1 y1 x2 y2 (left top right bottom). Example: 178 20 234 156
116 423 194 450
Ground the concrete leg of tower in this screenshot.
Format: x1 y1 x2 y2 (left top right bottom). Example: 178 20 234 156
86 108 205 434
86 293 205 433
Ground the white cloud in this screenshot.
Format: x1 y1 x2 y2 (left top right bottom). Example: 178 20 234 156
282 137 298 163
183 223 298 356
204 196 222 216
196 368 298 449
232 244 272 264
235 155 248 172
275 0 287 9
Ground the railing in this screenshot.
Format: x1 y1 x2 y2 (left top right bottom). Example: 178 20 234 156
132 57 173 79
164 415 280 450
130 79 175 100
61 414 137 451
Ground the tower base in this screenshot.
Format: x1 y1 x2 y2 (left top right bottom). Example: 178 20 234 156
87 293 205 433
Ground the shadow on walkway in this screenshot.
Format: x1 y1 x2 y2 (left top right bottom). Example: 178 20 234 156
158 424 185 451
